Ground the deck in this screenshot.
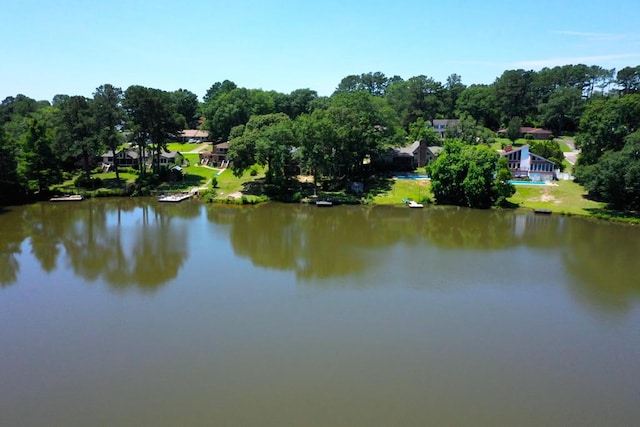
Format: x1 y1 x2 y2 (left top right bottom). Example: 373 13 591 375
158 194 192 203
50 195 84 202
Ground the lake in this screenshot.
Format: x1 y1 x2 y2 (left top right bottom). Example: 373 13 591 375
1 199 639 426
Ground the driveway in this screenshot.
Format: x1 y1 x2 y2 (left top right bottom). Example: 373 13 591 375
558 138 580 165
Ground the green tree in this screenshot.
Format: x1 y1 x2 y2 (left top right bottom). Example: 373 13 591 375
455 84 500 129
171 89 199 128
506 116 522 142
444 73 466 117
202 88 276 141
19 118 62 194
494 157 515 207
529 140 565 172
124 85 182 176
203 80 237 103
228 113 295 184
286 88 318 118
576 94 640 166
93 84 124 182
494 69 536 124
445 114 495 145
408 118 441 146
575 130 640 210
538 87 584 135
428 140 501 208
57 96 100 180
334 72 400 96
0 129 23 204
616 66 640 95
385 76 445 129
295 109 336 192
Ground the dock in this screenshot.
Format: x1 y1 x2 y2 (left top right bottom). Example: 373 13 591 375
534 209 552 215
50 195 84 202
158 193 191 203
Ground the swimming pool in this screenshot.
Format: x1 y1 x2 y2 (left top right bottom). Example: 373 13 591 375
508 180 548 185
395 175 430 180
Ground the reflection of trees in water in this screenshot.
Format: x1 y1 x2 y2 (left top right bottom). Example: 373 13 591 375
223 204 430 279
563 219 640 313
420 207 516 250
420 207 567 250
0 209 26 287
17 200 189 292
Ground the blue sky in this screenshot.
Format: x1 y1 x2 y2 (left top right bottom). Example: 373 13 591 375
2 0 639 102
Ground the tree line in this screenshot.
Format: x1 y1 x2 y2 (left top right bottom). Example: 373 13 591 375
1 64 640 209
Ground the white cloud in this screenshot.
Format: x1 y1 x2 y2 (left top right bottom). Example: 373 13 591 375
552 30 628 42
511 53 640 69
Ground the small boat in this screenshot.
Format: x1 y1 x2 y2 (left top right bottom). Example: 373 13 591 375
534 209 552 215
158 193 191 203
403 198 423 208
49 195 84 202
316 200 333 207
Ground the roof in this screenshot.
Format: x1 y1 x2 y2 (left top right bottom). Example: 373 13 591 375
179 129 209 138
497 126 552 135
499 144 555 165
399 140 420 155
161 150 181 158
432 119 460 126
214 142 229 149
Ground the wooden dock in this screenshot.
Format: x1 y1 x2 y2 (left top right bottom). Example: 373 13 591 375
158 193 191 203
49 195 84 202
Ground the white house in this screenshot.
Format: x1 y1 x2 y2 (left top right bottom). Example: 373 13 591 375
500 145 556 181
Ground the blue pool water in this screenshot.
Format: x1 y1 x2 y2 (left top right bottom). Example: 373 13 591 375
508 180 548 185
395 175 430 180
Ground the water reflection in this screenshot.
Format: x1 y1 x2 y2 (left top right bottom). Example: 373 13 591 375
1 199 189 292
222 204 414 279
563 219 640 312
0 208 25 287
1 201 640 310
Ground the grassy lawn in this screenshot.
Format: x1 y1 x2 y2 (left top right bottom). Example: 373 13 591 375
166 142 209 153
557 140 573 152
93 171 138 186
183 153 200 166
372 177 432 205
195 166 269 203
495 137 528 147
508 180 603 215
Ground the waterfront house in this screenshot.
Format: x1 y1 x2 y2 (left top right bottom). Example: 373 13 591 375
432 119 460 139
500 145 556 180
497 126 553 140
199 142 229 168
381 141 443 170
101 148 141 168
178 129 209 143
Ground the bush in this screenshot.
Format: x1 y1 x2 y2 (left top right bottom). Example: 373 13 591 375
210 176 218 188
74 175 103 189
200 189 217 202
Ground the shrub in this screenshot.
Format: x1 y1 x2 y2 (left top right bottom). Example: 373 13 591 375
74 175 103 188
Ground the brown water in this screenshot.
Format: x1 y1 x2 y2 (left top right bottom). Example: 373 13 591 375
1 200 639 426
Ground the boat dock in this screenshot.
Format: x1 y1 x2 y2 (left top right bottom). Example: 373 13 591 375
158 193 192 203
49 195 84 202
